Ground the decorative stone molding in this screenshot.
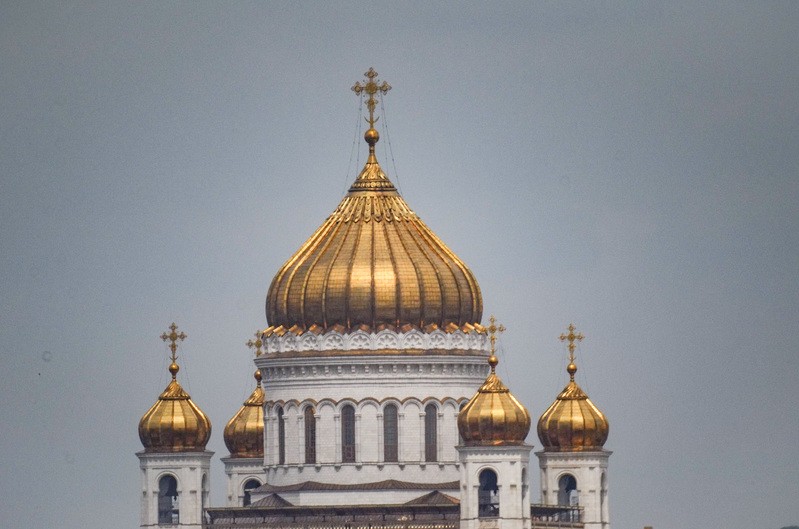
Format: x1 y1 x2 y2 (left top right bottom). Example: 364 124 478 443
258 360 490 384
263 328 489 355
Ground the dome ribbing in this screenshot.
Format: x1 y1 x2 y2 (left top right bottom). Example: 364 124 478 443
266 70 481 334
139 323 211 453
224 370 265 458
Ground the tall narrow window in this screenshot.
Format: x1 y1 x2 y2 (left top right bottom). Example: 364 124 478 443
383 404 398 462
600 472 607 522
424 403 437 462
276 406 285 465
558 474 578 506
201 474 207 520
242 479 261 507
341 404 356 463
304 406 316 464
458 401 467 445
158 475 179 524
478 469 499 518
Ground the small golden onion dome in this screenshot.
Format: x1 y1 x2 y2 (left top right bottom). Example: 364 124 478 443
458 353 531 446
266 72 482 333
224 370 265 458
139 361 212 452
537 360 609 451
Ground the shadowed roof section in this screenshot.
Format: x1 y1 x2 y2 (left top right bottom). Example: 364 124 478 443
404 491 460 506
248 494 293 508
254 479 459 493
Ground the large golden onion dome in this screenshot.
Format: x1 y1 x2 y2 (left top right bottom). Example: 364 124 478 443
138 324 211 452
265 69 482 335
457 318 531 445
537 324 609 451
224 370 265 458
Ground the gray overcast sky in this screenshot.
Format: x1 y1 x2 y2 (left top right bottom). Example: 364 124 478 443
1 2 797 529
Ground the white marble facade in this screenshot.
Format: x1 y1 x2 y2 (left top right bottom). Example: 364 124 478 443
253 328 490 498
537 450 611 529
137 451 212 528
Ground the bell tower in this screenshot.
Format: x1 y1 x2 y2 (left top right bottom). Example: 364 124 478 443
536 324 611 529
137 323 213 528
457 317 533 529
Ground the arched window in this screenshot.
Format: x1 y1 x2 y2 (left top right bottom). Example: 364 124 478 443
383 403 398 462
521 466 528 502
424 403 437 462
458 401 467 445
276 406 285 465
304 406 316 464
158 475 179 524
478 469 499 518
201 474 207 519
242 479 261 507
341 404 356 463
600 472 607 521
558 474 578 506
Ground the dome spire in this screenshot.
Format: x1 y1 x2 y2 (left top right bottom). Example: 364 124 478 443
486 315 506 373
559 323 584 381
246 330 264 357
537 323 609 452
352 67 391 153
457 316 531 446
161 322 187 379
224 334 266 458
139 323 211 452
266 69 483 333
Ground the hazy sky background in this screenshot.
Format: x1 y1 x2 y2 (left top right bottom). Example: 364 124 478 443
1 2 797 529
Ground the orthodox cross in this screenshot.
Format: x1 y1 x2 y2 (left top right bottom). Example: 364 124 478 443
246 331 264 356
352 67 391 128
161 322 187 364
559 323 584 361
486 315 506 371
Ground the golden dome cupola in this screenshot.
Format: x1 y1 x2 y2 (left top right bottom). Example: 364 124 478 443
266 68 482 335
537 324 609 451
139 324 211 452
224 369 265 458
458 317 531 445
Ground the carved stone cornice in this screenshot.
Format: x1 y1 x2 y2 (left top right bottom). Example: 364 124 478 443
262 328 489 355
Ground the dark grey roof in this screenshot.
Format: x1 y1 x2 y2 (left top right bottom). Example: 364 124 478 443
254 479 459 493
248 493 293 508
404 491 460 506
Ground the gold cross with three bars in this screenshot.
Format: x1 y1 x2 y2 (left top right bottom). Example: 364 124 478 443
486 315 506 356
352 67 391 127
161 322 187 363
559 323 584 363
246 331 264 356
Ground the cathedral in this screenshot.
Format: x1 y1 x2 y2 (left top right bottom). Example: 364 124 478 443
136 69 612 529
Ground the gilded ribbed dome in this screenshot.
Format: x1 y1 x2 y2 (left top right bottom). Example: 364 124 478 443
266 70 482 334
458 320 530 445
224 370 265 458
537 325 609 451
138 362 212 453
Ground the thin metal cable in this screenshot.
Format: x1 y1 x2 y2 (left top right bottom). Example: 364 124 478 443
343 94 364 194
380 96 402 195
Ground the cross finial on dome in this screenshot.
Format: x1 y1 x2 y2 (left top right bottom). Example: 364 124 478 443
160 323 187 379
559 323 584 381
486 315 506 372
352 68 391 152
246 331 264 356
352 67 391 127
